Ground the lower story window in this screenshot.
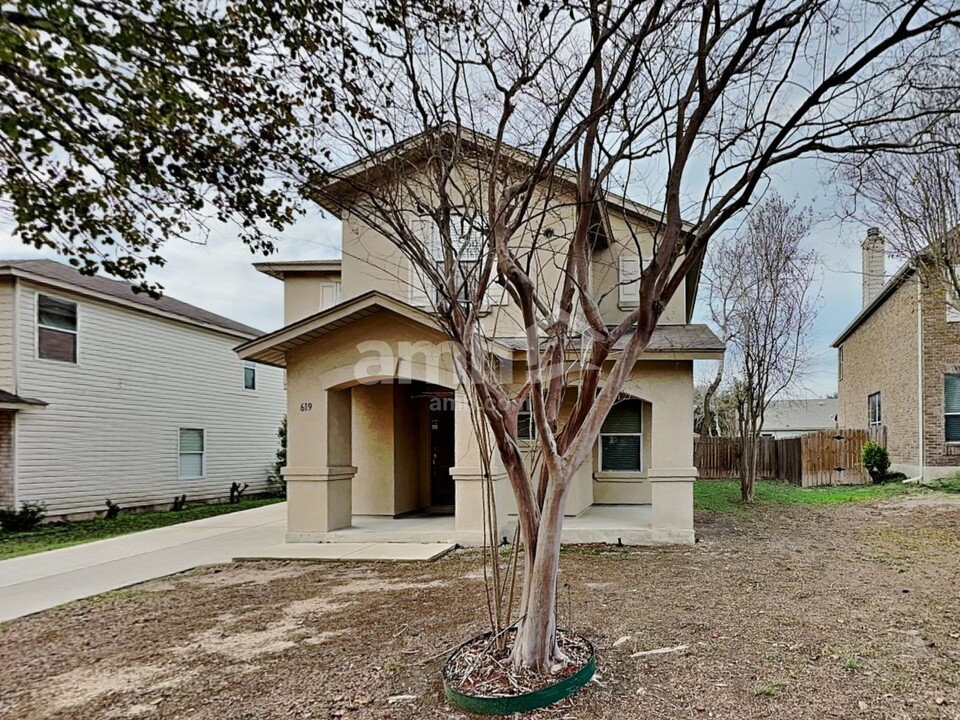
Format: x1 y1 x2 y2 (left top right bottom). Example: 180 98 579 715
868 392 882 426
179 428 205 478
946 374 960 442
600 398 643 472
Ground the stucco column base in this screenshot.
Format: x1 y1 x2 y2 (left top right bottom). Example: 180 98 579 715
283 466 357 541
649 467 696 544
450 466 510 540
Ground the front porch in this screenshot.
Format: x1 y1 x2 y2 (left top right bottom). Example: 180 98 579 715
237 294 701 548
294 504 691 546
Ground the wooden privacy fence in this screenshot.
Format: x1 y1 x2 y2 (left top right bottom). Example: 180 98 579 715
695 427 888 487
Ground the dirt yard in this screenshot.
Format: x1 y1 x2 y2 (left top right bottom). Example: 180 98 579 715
1 493 958 720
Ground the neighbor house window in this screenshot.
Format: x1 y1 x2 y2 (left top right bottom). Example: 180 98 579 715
945 374 960 442
618 256 641 306
600 398 643 472
868 392 882 426
838 345 844 381
243 360 256 390
178 428 205 478
518 398 535 441
37 294 77 363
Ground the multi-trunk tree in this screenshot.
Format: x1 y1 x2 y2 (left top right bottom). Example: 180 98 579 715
300 1 960 671
703 195 820 503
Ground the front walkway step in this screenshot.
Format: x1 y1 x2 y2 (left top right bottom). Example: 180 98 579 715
234 542 456 562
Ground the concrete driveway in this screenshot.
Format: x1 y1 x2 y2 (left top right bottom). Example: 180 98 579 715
0 503 453 622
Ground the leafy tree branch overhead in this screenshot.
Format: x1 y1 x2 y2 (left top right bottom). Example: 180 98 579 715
0 0 402 292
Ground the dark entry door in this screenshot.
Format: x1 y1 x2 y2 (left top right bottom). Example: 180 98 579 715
430 403 455 508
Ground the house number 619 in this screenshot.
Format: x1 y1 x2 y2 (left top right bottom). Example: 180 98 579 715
299 402 313 412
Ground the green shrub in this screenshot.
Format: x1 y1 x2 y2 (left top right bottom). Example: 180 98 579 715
928 475 960 493
268 416 287 497
861 441 890 484
0 502 47 532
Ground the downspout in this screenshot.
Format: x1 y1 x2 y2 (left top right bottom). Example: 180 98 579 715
917 279 925 482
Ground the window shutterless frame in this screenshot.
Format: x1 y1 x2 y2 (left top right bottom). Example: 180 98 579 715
517 398 536 440
598 399 644 472
243 360 256 390
944 374 960 442
868 391 882 426
36 292 79 363
178 428 206 479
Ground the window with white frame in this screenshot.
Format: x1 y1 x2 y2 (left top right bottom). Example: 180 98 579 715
868 392 882 426
945 374 960 442
37 294 78 363
599 398 643 472
243 360 256 390
838 345 844 381
178 428 205 478
518 398 535 440
618 256 641 306
946 267 960 322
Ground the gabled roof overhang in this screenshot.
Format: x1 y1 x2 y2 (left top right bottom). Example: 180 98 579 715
235 291 513 368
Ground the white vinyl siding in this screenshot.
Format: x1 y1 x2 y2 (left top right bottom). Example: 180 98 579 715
13 281 285 515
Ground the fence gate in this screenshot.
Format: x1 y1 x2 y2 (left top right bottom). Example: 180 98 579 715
797 427 886 487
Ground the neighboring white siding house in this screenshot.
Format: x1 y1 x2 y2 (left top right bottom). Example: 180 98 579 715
0 259 285 517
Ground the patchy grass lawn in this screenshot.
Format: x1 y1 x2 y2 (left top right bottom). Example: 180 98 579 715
1 492 959 720
0 497 282 560
694 478 918 513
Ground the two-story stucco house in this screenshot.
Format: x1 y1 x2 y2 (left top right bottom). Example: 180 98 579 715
832 228 960 480
0 259 285 518
237 129 723 546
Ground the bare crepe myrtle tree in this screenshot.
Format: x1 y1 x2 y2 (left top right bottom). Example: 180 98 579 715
703 195 820 503
842 121 960 309
293 0 960 673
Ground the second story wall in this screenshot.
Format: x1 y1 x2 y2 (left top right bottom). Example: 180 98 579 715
0 278 15 391
837 277 920 466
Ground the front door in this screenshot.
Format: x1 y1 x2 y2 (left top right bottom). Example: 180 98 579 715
429 402 455 508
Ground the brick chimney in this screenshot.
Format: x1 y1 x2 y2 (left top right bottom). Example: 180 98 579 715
862 227 885 307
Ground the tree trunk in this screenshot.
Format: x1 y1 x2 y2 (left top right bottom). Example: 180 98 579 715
702 358 724 437
741 435 756 503
510 487 567 672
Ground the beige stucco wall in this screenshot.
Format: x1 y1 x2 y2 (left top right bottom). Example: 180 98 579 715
283 273 342 324
837 278 920 468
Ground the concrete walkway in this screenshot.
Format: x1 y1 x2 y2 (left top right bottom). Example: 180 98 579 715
0 503 454 623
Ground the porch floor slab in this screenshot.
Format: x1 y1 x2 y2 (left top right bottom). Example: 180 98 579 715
286 504 691 546
235 541 456 562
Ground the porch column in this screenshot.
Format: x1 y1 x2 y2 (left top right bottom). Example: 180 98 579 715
284 386 357 541
647 397 696 543
449 389 508 541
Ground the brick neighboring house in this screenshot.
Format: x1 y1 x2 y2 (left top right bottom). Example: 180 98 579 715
832 228 960 480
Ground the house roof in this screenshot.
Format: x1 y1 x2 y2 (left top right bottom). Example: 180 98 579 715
235 291 512 367
831 261 916 348
494 323 724 358
0 389 47 410
237 290 723 368
761 398 838 433
0 259 263 339
254 260 342 280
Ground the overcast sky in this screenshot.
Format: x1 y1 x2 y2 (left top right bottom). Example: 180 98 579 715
0 156 883 399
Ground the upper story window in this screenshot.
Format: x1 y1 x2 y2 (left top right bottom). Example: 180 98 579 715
518 398 535 440
600 398 643 472
411 213 484 308
618 256 641 306
243 360 256 390
838 345 844 381
37 294 78 363
178 428 205 479
868 391 882 426
945 375 960 442
946 268 960 322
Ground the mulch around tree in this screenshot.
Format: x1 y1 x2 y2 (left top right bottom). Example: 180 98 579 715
1 494 958 720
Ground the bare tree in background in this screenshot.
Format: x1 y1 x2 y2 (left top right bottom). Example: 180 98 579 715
293 0 960 673
704 195 820 503
843 120 960 307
